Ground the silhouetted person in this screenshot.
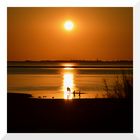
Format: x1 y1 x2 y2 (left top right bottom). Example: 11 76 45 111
73 90 76 98
66 87 71 99
67 87 71 92
79 91 81 99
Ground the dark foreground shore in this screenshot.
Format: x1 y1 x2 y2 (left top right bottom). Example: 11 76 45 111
8 93 133 133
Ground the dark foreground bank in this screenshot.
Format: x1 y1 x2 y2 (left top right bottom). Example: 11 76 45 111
8 93 133 133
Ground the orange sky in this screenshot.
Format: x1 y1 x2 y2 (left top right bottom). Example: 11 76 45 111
8 7 133 61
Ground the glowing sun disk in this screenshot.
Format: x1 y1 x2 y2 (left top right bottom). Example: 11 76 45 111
64 20 74 31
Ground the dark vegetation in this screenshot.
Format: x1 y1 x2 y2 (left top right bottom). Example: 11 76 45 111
103 73 133 99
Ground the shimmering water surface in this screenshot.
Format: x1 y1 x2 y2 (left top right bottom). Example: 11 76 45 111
8 62 132 99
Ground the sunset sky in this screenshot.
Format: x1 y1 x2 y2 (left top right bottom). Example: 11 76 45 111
8 7 133 61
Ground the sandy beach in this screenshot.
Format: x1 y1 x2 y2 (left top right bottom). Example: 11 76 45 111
8 93 133 133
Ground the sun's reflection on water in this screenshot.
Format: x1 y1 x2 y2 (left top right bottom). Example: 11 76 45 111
63 71 74 99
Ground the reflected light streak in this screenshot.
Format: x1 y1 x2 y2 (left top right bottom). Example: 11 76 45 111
63 73 74 99
63 63 74 70
64 67 74 70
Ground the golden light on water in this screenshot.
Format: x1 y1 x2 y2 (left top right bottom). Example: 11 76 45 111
63 63 74 70
63 73 74 99
64 68 74 70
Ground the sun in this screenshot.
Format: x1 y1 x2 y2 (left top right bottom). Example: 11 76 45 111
64 20 74 31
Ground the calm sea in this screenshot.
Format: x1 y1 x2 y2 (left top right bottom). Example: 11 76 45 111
8 62 133 99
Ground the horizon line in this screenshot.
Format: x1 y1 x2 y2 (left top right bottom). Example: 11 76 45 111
8 59 133 62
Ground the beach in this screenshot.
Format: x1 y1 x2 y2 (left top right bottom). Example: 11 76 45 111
8 93 133 133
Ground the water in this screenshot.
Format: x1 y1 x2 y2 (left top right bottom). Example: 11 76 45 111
8 62 133 99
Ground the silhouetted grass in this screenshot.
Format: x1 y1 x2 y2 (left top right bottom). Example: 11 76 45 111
103 73 133 99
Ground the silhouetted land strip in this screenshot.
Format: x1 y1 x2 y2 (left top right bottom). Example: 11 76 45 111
8 60 133 63
8 93 133 133
8 65 132 68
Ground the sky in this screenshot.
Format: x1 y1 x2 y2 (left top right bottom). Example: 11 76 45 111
8 7 133 61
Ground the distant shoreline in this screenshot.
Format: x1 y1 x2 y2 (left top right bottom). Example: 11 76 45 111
8 65 133 68
8 60 133 63
8 60 133 68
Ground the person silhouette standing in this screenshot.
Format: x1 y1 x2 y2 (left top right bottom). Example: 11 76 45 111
67 87 71 92
73 90 76 98
67 87 71 99
79 91 81 99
